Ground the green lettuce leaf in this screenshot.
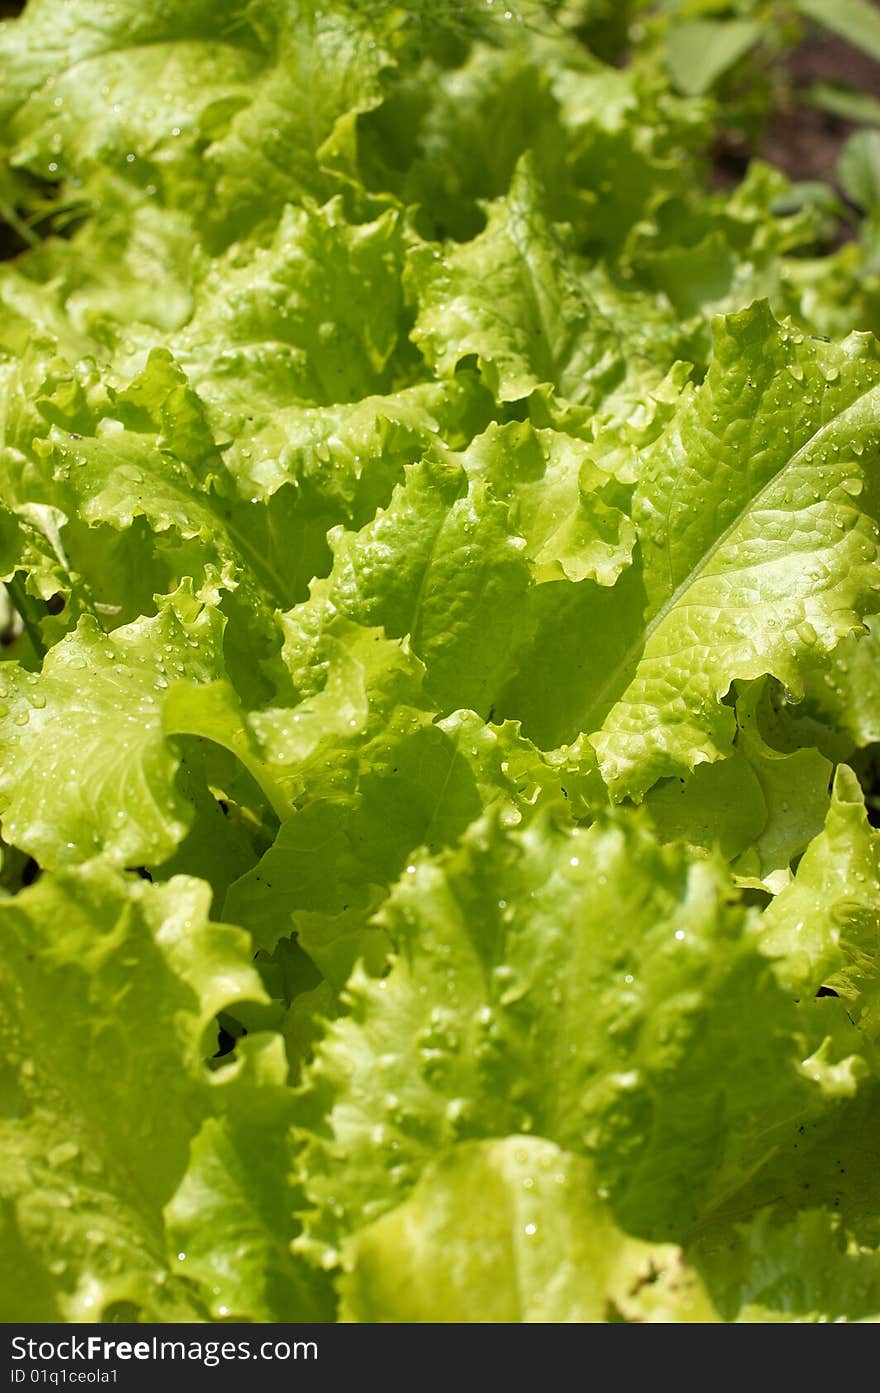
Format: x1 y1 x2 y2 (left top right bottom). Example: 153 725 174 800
694 1206 880 1323
296 809 815 1265
762 765 880 1028
223 707 590 986
0 0 392 247
0 862 268 1320
803 616 880 753
408 155 683 417
498 302 880 800
665 19 762 97
165 1034 332 1322
339 1136 718 1322
173 199 412 415
298 454 535 717
0 582 225 868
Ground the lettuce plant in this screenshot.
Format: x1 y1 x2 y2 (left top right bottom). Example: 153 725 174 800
2 0 880 1324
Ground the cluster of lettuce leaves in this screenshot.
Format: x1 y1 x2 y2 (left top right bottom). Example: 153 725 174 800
3 0 880 1324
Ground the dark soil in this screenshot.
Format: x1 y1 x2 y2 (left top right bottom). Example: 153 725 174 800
762 33 880 185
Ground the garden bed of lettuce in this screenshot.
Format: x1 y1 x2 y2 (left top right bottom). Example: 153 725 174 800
2 0 880 1323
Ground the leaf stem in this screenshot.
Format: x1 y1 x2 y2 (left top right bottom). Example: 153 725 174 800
5 576 47 662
